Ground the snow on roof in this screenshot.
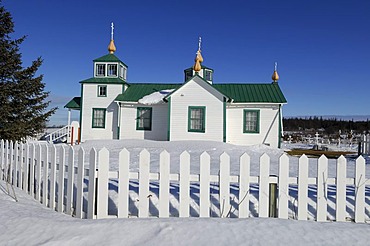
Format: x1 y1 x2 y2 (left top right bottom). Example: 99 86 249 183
138 89 174 105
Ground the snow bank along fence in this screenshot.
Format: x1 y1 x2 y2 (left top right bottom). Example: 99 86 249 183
0 139 369 223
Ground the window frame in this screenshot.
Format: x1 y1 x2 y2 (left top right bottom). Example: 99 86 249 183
243 109 260 133
136 107 152 131
204 69 213 81
188 106 206 133
92 108 106 128
119 64 127 80
95 63 106 77
184 69 193 81
97 85 107 97
107 63 118 77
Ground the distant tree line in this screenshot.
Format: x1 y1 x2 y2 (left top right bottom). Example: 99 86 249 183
283 117 370 135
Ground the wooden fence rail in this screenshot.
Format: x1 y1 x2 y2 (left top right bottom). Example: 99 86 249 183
0 139 369 222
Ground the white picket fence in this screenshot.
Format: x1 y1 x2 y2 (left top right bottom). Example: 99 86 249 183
0 139 369 222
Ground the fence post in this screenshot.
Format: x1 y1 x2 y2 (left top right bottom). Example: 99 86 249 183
269 179 277 218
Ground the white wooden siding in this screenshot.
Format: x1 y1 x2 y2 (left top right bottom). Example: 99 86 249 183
119 104 168 141
227 104 280 147
170 77 224 141
81 83 123 141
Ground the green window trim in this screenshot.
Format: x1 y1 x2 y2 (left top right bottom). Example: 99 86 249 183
136 107 152 131
92 108 106 128
97 85 107 97
243 109 260 134
188 106 206 133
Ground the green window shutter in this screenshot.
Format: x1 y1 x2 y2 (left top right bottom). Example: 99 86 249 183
136 107 152 131
188 106 206 133
243 109 260 133
92 108 106 128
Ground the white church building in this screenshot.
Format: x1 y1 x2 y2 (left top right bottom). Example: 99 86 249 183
65 27 287 148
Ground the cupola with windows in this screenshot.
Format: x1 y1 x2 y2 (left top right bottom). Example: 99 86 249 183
184 37 214 84
92 22 128 82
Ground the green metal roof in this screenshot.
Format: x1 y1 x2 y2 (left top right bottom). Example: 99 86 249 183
64 97 81 110
115 83 182 102
93 53 123 63
214 83 287 103
80 77 127 84
115 81 286 104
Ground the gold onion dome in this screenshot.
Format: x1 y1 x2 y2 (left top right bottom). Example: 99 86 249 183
272 62 279 82
272 70 279 81
108 39 116 54
193 51 202 72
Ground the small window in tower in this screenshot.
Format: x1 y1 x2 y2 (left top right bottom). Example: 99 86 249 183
119 65 127 80
205 70 213 81
96 64 106 76
185 70 193 81
107 64 117 76
98 85 107 97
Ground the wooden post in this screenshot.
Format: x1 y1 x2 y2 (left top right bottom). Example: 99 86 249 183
269 176 277 218
70 127 74 146
77 128 81 144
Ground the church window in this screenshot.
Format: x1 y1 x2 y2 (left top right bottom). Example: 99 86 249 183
107 64 117 76
96 64 105 76
92 108 106 128
136 107 152 130
243 110 260 133
188 106 206 132
205 70 213 81
98 85 107 97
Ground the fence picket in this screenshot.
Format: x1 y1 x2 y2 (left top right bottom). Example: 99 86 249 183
14 142 18 187
76 148 85 218
49 145 57 210
9 141 13 184
298 155 308 220
66 146 74 215
42 145 49 205
259 153 270 218
4 140 9 182
179 151 190 217
355 156 366 223
200 152 210 217
336 156 346 222
57 146 65 213
118 148 129 218
87 148 97 219
239 153 250 218
278 154 289 219
29 144 35 195
97 148 109 219
35 144 42 201
317 155 328 222
159 150 170 218
138 149 150 218
0 139 4 180
219 152 230 217
23 143 32 194
19 143 24 189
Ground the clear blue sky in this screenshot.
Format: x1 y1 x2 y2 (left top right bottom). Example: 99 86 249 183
3 0 370 125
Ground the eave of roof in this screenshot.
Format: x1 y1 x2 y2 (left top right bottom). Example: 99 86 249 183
64 97 81 110
80 77 127 84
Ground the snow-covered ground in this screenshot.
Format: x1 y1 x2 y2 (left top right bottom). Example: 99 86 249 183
2 140 370 245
